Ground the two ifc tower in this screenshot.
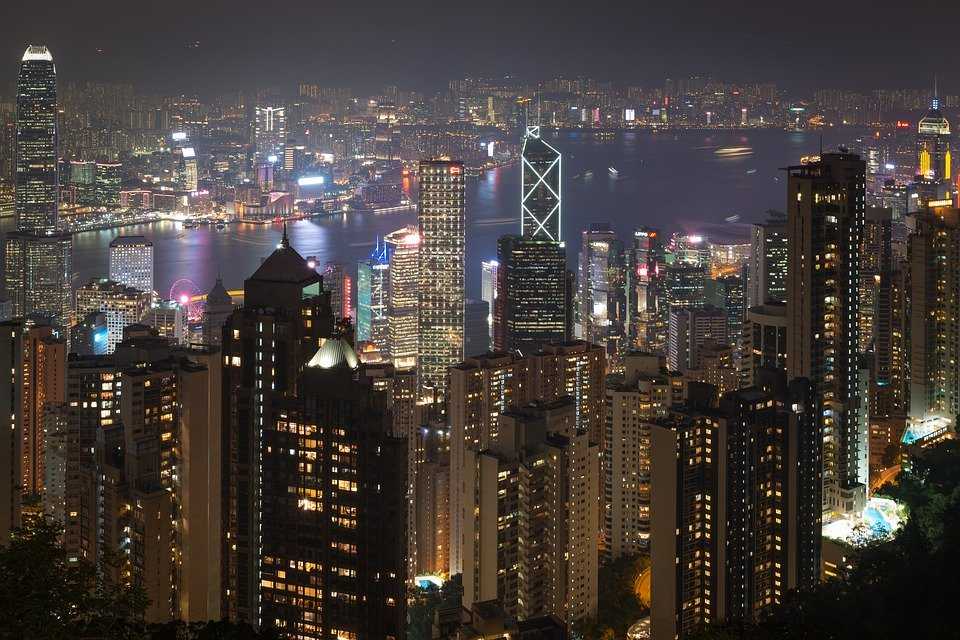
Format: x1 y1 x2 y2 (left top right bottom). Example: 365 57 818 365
4 45 72 324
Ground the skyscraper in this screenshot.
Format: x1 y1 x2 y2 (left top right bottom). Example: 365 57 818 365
521 125 562 241
746 211 788 307
448 352 532 578
481 259 499 348
786 152 867 515
356 239 390 350
109 235 154 293
0 321 24 540
460 399 598 624
667 305 728 373
417 159 465 400
664 261 707 311
75 278 152 353
56 331 223 622
221 231 336 624
20 323 65 501
464 299 489 358
3 234 72 323
95 162 122 207
603 353 682 561
530 341 606 446
254 105 286 162
705 273 745 348
650 379 821 639
577 223 626 366
15 46 58 236
494 235 571 355
4 46 72 324
385 226 419 368
862 207 907 418
740 303 787 387
260 341 407 640
917 94 951 182
908 202 960 422
626 227 667 352
323 262 352 321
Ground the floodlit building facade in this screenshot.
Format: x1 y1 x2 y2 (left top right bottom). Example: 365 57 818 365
109 236 154 294
417 160 465 400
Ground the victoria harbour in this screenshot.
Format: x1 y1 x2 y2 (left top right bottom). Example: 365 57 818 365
50 128 848 299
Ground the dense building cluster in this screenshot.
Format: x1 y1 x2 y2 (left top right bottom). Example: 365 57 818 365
1 43 959 640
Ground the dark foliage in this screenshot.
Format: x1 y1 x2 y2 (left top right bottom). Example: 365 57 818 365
692 441 960 639
0 519 276 640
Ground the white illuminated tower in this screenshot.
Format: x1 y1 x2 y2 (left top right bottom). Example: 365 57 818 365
417 160 465 400
109 235 154 294
254 105 286 163
385 226 420 368
521 125 562 241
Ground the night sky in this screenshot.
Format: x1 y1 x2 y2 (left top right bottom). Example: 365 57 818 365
1 0 957 94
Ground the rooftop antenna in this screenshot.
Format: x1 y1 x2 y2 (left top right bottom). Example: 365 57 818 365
537 91 542 126
819 134 823 156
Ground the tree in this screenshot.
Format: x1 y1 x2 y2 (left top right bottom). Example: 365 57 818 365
573 555 647 640
0 519 146 639
0 520 277 640
407 575 462 640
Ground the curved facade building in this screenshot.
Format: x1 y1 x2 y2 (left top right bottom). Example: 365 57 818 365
16 45 59 235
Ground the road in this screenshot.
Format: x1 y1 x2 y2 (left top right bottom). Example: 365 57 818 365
872 465 901 492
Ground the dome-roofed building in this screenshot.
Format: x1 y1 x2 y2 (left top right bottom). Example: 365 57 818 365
307 336 359 370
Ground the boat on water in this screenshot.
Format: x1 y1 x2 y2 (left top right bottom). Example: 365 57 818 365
608 167 619 177
714 146 753 157
215 221 226 230
584 170 594 179
746 168 758 174
183 220 199 229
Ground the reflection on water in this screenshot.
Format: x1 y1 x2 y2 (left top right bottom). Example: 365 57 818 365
19 129 849 300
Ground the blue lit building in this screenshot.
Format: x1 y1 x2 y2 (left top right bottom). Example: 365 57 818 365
356 238 390 350
70 311 109 356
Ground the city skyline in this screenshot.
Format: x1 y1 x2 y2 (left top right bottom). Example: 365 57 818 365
0 22 958 640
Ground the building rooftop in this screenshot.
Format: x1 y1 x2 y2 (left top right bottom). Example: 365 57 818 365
307 337 359 370
22 45 53 62
109 235 153 247
249 228 321 285
206 277 232 306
